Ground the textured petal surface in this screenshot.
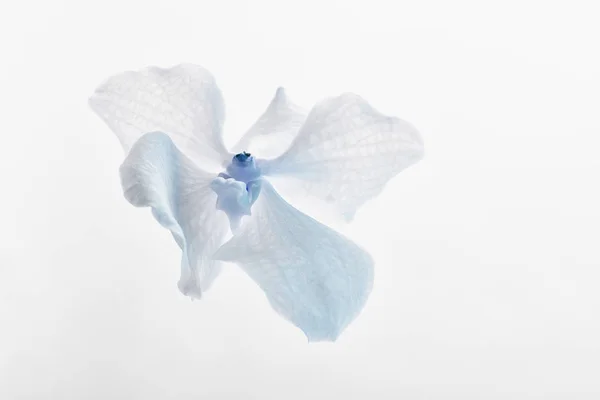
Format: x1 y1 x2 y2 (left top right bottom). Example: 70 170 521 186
214 180 374 342
120 131 228 298
90 63 231 169
260 93 424 221
231 87 307 158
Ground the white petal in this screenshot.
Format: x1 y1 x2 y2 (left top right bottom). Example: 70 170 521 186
120 131 229 298
260 93 424 221
214 180 374 342
230 87 307 158
90 63 232 169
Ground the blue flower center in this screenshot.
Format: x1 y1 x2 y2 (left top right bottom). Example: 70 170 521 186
234 151 252 163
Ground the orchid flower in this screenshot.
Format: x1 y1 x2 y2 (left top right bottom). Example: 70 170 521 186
89 64 424 341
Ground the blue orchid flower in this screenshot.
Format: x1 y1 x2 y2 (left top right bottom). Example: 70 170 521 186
89 64 424 341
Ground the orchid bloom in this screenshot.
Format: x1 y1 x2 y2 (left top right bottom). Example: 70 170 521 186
89 64 424 341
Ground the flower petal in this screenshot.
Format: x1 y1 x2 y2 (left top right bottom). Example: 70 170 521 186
120 131 229 298
260 93 424 221
214 180 374 341
230 87 307 158
90 63 231 169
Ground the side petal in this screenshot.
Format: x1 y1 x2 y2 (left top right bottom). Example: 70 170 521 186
230 87 307 158
213 180 374 342
260 93 424 221
120 131 229 298
90 63 231 169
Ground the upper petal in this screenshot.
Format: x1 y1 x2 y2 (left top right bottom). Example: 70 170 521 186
90 63 232 170
259 93 424 221
230 87 307 158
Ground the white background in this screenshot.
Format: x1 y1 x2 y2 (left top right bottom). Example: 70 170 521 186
1 0 599 399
